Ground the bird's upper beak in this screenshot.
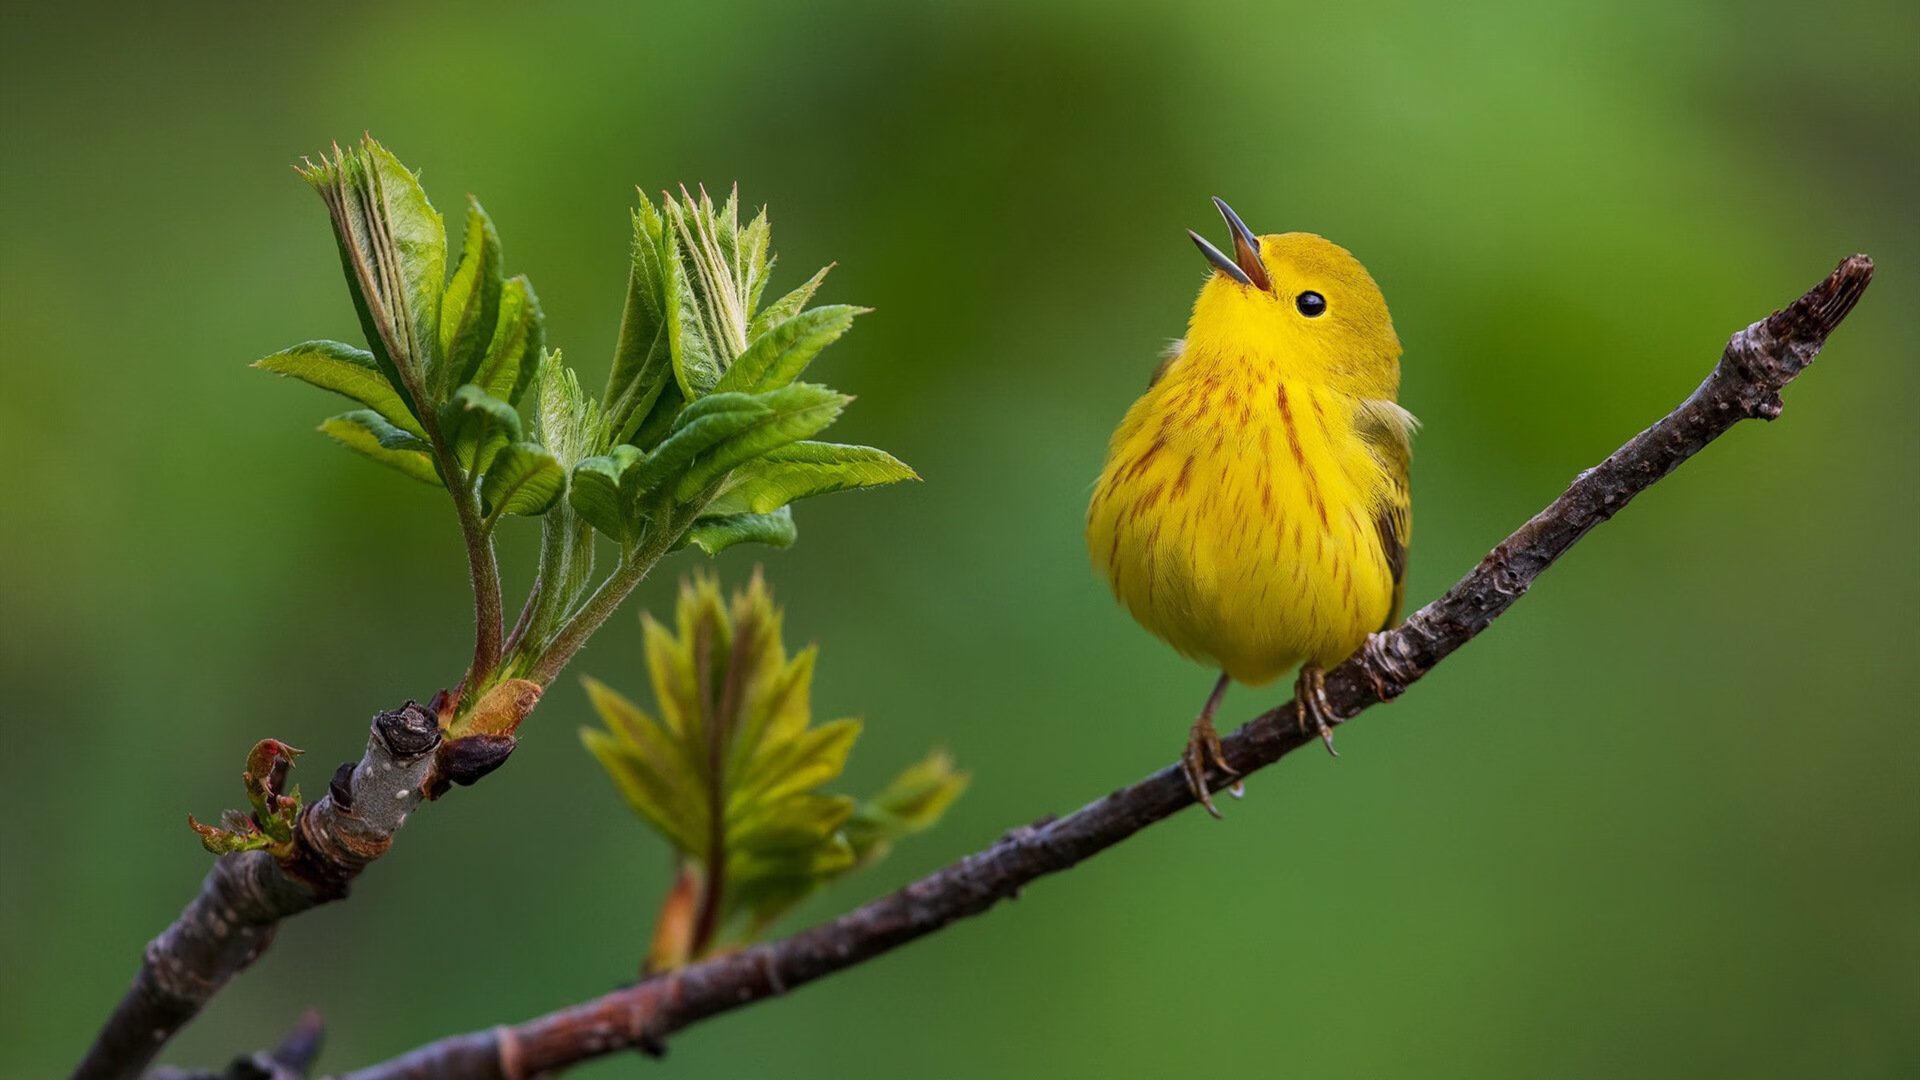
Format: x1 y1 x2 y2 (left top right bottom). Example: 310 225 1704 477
1188 197 1272 291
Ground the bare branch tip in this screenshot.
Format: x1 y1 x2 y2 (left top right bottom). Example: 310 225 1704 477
270 1009 326 1072
1772 253 1875 343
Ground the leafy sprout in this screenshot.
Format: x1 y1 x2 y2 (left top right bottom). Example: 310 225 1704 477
582 571 966 970
250 137 916 784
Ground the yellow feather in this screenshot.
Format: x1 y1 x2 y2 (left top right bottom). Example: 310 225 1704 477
1088 230 1413 687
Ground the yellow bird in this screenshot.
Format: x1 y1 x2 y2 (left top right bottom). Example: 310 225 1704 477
1087 198 1414 816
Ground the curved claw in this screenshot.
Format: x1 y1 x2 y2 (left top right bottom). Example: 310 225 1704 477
1182 673 1238 817
1294 665 1340 757
1182 717 1239 818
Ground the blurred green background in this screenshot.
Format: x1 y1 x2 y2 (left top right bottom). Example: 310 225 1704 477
3 1 1915 1076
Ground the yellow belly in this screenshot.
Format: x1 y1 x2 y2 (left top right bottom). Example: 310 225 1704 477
1087 369 1396 685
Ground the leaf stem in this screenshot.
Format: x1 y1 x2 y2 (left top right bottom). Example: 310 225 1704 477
524 511 682 686
420 423 504 692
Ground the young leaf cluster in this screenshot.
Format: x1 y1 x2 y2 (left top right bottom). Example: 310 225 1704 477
576 184 913 559
582 571 966 969
254 137 915 745
187 740 304 857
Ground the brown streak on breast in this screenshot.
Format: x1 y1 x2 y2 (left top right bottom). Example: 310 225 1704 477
1125 435 1167 481
1276 384 1309 469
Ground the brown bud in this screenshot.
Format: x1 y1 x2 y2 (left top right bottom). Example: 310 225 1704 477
328 762 356 811
436 733 517 791
373 701 441 761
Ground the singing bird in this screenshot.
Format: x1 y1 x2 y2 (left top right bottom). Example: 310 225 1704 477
1086 198 1414 816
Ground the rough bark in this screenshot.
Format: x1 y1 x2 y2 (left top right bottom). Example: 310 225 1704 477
76 704 443 1080
318 256 1872 1080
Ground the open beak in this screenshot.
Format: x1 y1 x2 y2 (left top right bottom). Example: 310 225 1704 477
1188 197 1272 291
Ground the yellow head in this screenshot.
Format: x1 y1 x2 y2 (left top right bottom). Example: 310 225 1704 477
1185 197 1402 399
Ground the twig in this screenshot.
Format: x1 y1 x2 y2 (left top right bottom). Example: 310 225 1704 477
74 706 443 1080
146 1011 325 1080
77 513 693 1080
322 255 1873 1080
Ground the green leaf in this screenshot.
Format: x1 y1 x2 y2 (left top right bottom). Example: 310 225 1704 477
680 507 797 555
470 275 544 406
738 205 774 316
483 442 563 518
530 350 603 468
846 749 970 864
318 410 440 485
605 195 677 443
714 305 862 394
506 353 606 657
569 444 643 540
619 393 775 501
298 137 445 393
663 224 723 400
707 441 917 516
435 197 503 398
582 573 963 963
671 384 849 501
364 141 447 369
254 340 423 437
748 264 832 341
736 716 860 809
731 793 854 855
629 381 686 452
440 384 522 475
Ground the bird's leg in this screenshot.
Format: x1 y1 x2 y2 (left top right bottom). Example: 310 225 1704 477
1181 672 1239 818
1294 664 1340 757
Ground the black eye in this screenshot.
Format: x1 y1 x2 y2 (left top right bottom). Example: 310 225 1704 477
1295 291 1327 318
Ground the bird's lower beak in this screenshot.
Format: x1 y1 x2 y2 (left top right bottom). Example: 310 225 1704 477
1188 197 1272 291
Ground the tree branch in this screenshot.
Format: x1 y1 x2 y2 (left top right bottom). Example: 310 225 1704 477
75 705 444 1080
78 507 701 1080
322 255 1873 1080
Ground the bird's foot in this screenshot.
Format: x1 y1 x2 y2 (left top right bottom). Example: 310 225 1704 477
1294 664 1340 757
1181 714 1240 819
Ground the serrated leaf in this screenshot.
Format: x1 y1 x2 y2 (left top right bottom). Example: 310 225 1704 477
846 750 970 864
748 264 832 341
605 196 677 443
471 275 544 406
731 793 855 854
440 384 522 475
255 340 424 437
739 205 773 316
671 384 849 501
583 572 962 964
532 351 604 468
569 444 643 540
319 410 440 485
662 224 722 400
619 393 774 501
728 836 857 883
436 197 503 398
299 137 444 393
629 380 686 452
581 678 703 853
715 305 861 394
736 716 860 810
363 141 446 372
680 508 797 555
483 442 564 518
707 441 917 516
